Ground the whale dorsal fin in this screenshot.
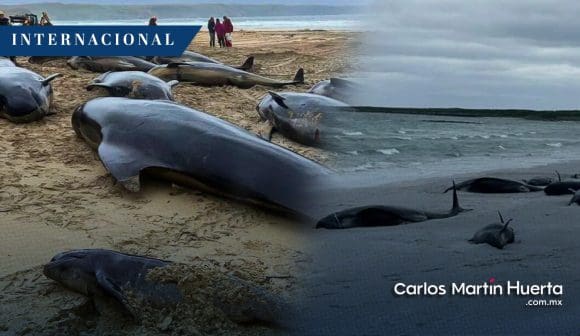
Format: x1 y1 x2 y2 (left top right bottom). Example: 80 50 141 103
267 91 289 109
501 218 513 232
556 170 562 182
41 73 62 86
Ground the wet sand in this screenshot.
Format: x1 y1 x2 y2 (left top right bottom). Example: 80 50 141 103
290 162 580 335
0 30 356 335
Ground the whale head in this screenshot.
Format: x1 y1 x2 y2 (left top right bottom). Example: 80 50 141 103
43 250 100 296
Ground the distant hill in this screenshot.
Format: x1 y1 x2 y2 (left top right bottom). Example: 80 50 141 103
2 3 355 20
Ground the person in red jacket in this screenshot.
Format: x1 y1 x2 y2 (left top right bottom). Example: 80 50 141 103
215 19 226 48
223 16 234 47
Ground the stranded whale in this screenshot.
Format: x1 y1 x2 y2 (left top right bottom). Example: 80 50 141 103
469 212 515 249
445 177 543 193
72 97 330 215
316 182 469 229
87 71 178 101
0 67 61 123
148 62 304 89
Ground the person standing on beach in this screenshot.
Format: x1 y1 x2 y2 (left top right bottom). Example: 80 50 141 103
215 19 226 48
40 12 52 26
148 16 157 26
208 17 216 47
223 16 234 47
0 10 10 26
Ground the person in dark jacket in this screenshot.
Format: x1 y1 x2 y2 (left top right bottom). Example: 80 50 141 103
0 11 10 26
208 17 216 47
223 16 234 47
40 12 52 26
215 19 226 48
148 16 157 26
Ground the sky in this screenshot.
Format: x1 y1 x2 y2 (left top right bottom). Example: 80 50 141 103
356 0 580 109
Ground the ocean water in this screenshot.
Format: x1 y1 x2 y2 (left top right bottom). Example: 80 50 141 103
326 112 580 184
56 15 360 31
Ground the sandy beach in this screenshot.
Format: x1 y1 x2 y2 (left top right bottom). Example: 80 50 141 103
0 30 356 335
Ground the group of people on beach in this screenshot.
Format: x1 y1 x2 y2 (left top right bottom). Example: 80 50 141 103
207 16 234 48
147 15 235 48
0 10 52 26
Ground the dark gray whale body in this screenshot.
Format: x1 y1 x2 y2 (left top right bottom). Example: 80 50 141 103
445 177 543 193
0 67 61 123
43 249 181 317
43 249 280 324
308 78 355 103
72 97 330 215
154 52 255 72
544 181 580 195
469 212 515 249
87 71 178 101
148 61 304 89
68 56 157 72
317 183 469 229
256 91 350 146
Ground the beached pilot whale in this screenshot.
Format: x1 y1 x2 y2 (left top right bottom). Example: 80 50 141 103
316 182 469 229
68 56 157 73
445 177 543 193
0 56 16 67
43 249 281 324
87 71 178 101
0 67 62 123
148 62 304 89
256 91 351 146
544 177 580 195
153 52 255 72
469 212 515 249
72 97 330 215
308 78 355 103
28 56 68 64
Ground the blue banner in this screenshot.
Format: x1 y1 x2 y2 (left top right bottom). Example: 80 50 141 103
0 25 201 56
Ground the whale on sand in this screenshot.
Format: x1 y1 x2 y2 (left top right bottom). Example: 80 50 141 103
148 62 304 89
154 52 255 72
43 249 281 324
308 78 355 103
256 91 350 146
445 177 543 193
469 212 515 249
68 56 157 73
72 97 330 215
0 67 61 123
87 71 178 101
317 182 469 229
